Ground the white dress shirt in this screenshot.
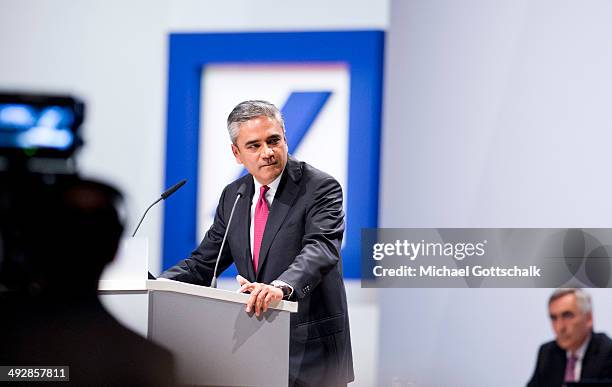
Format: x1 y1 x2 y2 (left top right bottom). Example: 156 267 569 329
249 171 294 297
568 333 591 381
250 173 282 258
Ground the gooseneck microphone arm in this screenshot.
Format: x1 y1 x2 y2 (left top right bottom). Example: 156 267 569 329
132 197 161 238
132 179 187 280
131 179 187 237
211 183 246 288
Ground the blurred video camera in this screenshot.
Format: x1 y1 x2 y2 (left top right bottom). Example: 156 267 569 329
0 92 87 294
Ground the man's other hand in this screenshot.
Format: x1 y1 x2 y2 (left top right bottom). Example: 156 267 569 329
236 275 283 317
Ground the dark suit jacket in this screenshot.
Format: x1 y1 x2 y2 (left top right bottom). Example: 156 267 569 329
527 332 612 387
161 156 354 387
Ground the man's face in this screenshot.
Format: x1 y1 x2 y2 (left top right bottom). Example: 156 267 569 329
549 293 593 352
231 116 288 185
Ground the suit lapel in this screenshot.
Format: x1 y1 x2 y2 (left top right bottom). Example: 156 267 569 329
581 334 598 378
256 157 302 280
236 178 256 281
552 345 566 387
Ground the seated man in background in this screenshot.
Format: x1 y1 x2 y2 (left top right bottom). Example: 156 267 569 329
527 288 612 387
0 176 175 386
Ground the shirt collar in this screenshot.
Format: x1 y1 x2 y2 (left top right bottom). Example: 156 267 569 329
567 333 592 360
252 167 284 200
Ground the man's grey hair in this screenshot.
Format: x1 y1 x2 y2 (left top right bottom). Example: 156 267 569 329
227 100 285 144
549 288 592 315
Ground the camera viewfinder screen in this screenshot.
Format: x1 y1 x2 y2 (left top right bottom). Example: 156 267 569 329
0 103 75 151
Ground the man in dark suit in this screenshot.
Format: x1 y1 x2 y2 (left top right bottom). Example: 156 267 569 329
527 288 612 387
160 100 353 387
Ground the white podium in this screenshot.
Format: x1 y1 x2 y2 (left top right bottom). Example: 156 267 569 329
98 239 297 386
99 280 297 387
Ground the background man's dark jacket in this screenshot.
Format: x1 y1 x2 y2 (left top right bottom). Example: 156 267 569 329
527 332 612 387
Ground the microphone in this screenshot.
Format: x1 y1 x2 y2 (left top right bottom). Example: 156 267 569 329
132 179 187 237
161 179 187 200
210 182 246 288
132 179 187 280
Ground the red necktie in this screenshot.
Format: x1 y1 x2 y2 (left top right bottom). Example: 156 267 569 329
253 185 269 274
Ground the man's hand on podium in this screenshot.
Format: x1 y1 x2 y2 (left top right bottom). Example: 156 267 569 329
236 275 283 317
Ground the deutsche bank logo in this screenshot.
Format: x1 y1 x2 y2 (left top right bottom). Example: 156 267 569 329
199 66 348 241
163 32 384 278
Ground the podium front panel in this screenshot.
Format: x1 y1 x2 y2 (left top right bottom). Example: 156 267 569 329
149 290 290 387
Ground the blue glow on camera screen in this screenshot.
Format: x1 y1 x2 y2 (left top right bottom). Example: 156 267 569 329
0 103 75 150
